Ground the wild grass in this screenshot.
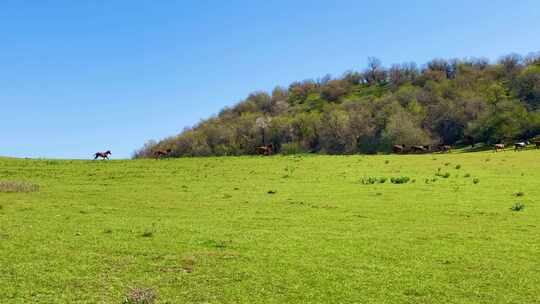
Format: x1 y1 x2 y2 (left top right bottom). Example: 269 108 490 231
0 180 39 193
123 287 157 304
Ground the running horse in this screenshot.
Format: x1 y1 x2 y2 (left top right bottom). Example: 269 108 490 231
154 149 172 158
94 150 111 160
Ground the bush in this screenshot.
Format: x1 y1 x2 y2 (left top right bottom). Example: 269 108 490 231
435 171 451 178
511 203 525 212
473 178 480 184
390 176 411 184
361 177 379 185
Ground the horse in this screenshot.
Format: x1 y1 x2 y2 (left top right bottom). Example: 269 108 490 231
410 145 427 153
535 141 540 149
514 141 529 152
392 144 406 154
438 145 452 153
256 144 274 156
94 150 111 160
494 144 505 152
154 149 172 158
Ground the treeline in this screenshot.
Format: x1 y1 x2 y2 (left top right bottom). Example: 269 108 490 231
134 53 540 158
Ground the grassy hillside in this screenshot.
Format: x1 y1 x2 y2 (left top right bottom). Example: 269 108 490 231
135 54 540 158
1 151 540 303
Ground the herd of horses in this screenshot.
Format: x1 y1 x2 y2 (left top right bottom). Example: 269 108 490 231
393 140 540 154
392 144 452 154
92 140 540 160
493 141 540 152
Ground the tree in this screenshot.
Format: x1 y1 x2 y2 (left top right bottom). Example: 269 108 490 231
382 109 433 148
320 79 351 102
363 57 387 85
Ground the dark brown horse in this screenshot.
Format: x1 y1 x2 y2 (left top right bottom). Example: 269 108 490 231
438 145 452 153
154 149 172 158
94 150 111 160
410 145 427 153
514 141 529 151
256 144 274 156
392 144 406 154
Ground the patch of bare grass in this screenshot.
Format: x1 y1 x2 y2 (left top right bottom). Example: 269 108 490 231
0 181 39 193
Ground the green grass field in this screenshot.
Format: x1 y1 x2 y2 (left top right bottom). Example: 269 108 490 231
1 151 539 303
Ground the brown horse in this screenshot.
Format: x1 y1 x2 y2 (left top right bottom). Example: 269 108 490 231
494 144 505 152
256 144 274 156
392 144 406 154
154 149 172 158
94 150 111 160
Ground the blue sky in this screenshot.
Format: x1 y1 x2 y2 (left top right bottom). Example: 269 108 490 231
1 0 539 159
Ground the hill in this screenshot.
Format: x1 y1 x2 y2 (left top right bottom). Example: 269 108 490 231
1 151 539 303
135 53 540 158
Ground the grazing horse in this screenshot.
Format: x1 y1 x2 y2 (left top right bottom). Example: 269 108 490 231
94 150 111 160
410 145 427 153
154 149 172 158
392 144 406 154
494 144 505 152
514 141 529 151
256 144 274 156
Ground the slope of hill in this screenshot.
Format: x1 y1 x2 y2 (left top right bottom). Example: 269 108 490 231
1 151 539 302
135 54 540 158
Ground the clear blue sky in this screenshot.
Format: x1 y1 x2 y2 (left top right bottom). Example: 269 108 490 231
1 0 539 159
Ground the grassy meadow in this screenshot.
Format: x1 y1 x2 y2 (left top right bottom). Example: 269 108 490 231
1 150 539 303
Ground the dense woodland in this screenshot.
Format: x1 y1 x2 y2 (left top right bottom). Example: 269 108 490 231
134 52 540 158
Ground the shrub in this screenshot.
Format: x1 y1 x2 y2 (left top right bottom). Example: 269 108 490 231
455 165 461 170
361 177 379 185
473 178 480 184
379 177 388 184
510 203 525 212
464 173 471 178
436 171 451 178
0 181 39 193
515 192 525 197
390 176 411 184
